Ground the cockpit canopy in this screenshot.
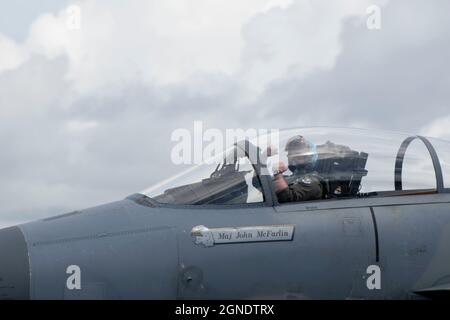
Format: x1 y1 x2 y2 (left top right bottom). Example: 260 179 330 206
141 127 450 206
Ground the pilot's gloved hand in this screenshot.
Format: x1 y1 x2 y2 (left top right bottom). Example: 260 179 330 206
261 145 280 176
272 161 288 175
273 161 289 194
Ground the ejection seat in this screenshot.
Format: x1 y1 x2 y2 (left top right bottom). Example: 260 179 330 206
314 141 369 199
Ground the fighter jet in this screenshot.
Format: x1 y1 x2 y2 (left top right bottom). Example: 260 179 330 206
1 127 450 300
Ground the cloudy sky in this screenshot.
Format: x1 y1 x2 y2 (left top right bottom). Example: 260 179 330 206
1 0 450 227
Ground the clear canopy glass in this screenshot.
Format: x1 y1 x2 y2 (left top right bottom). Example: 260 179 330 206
141 127 450 205
142 145 264 205
259 127 442 194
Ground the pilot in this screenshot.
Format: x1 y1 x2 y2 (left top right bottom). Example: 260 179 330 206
273 135 324 203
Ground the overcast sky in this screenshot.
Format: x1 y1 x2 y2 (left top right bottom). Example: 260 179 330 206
1 0 450 227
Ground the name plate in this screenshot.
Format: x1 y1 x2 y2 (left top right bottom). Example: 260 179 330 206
191 225 295 247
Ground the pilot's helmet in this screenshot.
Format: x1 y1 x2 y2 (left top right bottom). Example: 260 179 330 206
285 135 318 173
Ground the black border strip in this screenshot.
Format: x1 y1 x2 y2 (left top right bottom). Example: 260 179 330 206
370 207 380 263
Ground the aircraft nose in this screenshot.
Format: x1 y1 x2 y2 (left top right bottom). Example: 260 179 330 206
0 226 30 300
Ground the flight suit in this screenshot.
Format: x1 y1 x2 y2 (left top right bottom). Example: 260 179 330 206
276 173 323 203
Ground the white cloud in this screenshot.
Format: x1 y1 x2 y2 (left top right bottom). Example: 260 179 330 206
0 33 29 72
239 0 385 96
20 0 301 95
14 0 383 97
421 115 450 140
66 120 99 133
